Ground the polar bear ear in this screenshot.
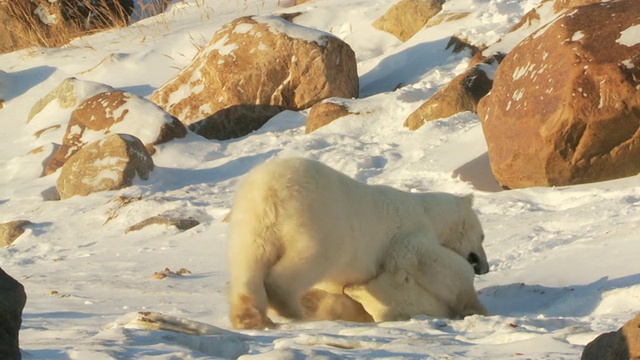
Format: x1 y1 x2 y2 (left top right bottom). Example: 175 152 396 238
462 193 474 206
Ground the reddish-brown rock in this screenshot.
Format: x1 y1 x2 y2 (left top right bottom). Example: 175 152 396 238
44 90 186 175
56 134 154 199
151 15 358 140
581 313 640 360
553 0 602 12
478 0 640 189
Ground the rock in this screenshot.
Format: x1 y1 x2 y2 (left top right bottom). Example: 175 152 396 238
126 216 200 234
373 0 444 42
151 15 358 140
45 90 186 176
445 36 481 55
27 77 115 124
56 134 154 199
478 0 640 189
0 267 26 360
0 220 32 247
405 55 501 129
581 313 640 360
27 78 115 158
305 99 356 134
553 0 602 12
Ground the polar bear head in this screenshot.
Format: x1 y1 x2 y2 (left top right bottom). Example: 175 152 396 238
425 193 489 275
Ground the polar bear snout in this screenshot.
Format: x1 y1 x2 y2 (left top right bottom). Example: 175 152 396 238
467 252 489 275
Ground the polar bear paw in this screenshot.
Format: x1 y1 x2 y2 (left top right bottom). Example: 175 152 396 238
230 294 275 330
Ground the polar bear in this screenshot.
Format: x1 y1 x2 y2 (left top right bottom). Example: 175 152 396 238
227 157 488 329
343 240 487 321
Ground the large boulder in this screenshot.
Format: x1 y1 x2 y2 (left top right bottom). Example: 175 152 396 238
478 0 640 189
44 90 186 176
581 313 640 359
0 267 26 360
405 54 502 130
56 134 154 199
151 15 358 140
372 0 443 42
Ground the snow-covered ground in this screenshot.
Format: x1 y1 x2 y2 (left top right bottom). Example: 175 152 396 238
1 0 639 358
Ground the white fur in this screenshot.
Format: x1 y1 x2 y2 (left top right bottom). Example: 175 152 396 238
227 157 487 329
344 240 487 321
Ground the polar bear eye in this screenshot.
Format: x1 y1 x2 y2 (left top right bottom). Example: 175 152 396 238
467 252 480 266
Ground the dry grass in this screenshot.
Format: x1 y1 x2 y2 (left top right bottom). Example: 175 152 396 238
0 0 292 54
0 0 141 54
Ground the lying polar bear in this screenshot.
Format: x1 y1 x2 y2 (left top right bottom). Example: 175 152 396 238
300 235 487 322
344 240 487 321
227 157 488 329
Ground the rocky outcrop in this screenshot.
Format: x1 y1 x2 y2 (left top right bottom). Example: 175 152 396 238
44 90 186 175
0 267 26 360
581 313 640 360
373 0 443 42
151 15 358 140
56 134 154 199
305 99 356 134
0 221 32 247
405 54 502 130
478 0 640 189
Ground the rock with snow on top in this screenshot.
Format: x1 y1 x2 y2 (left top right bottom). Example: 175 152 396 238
56 134 154 199
305 99 356 134
44 90 186 175
27 77 115 149
27 77 115 124
405 55 501 130
151 15 358 140
373 0 444 42
478 0 640 189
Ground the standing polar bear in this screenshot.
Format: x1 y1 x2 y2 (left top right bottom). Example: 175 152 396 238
227 157 488 329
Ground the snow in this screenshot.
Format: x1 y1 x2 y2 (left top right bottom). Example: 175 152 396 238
1 0 639 359
617 24 640 47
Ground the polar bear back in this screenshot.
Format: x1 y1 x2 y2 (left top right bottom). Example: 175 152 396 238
229 157 430 284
